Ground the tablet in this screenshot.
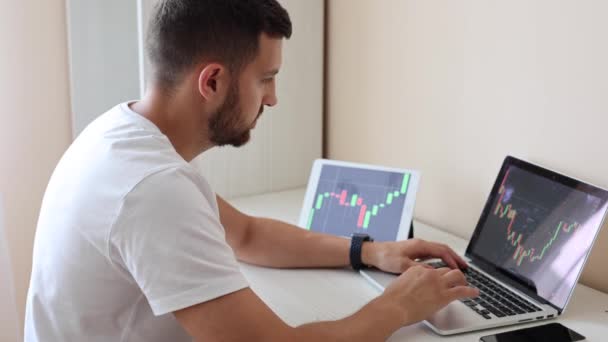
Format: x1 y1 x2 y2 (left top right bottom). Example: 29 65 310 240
298 159 420 241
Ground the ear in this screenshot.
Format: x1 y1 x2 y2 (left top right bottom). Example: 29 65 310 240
197 63 227 101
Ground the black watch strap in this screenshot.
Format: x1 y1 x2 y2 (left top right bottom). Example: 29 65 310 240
350 233 373 271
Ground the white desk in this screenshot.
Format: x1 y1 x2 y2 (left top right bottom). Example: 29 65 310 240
230 188 608 341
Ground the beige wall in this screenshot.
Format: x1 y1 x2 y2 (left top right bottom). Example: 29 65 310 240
327 0 608 293
0 0 72 334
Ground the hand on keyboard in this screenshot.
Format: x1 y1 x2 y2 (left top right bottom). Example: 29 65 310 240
428 261 542 319
363 238 468 274
380 265 480 325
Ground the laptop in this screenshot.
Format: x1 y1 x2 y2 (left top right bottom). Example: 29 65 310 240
361 156 608 335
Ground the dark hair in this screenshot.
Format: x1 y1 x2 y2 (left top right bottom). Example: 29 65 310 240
146 0 292 90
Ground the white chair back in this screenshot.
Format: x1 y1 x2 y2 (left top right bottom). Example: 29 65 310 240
0 195 21 341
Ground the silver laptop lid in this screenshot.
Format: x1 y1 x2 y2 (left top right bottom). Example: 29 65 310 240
465 156 608 313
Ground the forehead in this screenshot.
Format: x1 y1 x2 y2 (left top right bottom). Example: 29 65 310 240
243 34 283 75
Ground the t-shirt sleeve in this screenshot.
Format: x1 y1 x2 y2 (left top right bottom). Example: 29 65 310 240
110 167 249 316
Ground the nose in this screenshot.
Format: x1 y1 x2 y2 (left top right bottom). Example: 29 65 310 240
264 86 278 107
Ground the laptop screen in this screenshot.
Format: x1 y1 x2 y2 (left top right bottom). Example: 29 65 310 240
467 157 608 310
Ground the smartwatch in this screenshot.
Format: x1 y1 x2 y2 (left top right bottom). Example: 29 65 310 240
350 233 373 271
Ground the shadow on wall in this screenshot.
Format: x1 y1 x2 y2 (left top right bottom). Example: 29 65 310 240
0 195 22 342
581 220 608 294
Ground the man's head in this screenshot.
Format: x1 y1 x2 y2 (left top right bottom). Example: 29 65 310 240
146 0 291 147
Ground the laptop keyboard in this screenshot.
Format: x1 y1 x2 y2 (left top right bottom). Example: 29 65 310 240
428 261 542 320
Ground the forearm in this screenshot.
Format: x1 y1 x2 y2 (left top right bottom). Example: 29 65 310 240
178 286 414 342
293 295 405 342
234 217 352 268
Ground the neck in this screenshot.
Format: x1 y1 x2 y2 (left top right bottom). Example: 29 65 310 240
130 84 215 162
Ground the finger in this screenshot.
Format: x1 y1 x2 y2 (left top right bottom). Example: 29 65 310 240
441 253 459 270
435 246 459 269
436 244 466 269
417 241 460 269
402 264 428 276
441 269 467 288
445 247 468 268
434 267 452 276
409 260 433 269
446 285 480 300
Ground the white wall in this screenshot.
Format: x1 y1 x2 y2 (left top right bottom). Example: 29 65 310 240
192 0 325 198
328 0 608 293
69 0 324 199
67 0 141 136
0 0 72 334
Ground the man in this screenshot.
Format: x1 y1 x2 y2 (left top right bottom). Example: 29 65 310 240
25 0 478 341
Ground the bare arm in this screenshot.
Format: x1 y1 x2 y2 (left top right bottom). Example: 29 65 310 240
175 287 401 342
218 195 467 272
178 197 478 340
174 266 479 341
219 195 350 267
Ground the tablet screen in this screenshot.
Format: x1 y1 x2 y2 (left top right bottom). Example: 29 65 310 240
303 163 414 241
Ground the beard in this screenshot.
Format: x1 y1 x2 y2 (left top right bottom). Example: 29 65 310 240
208 81 256 148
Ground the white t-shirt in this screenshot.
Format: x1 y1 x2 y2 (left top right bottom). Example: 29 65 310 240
25 102 249 341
